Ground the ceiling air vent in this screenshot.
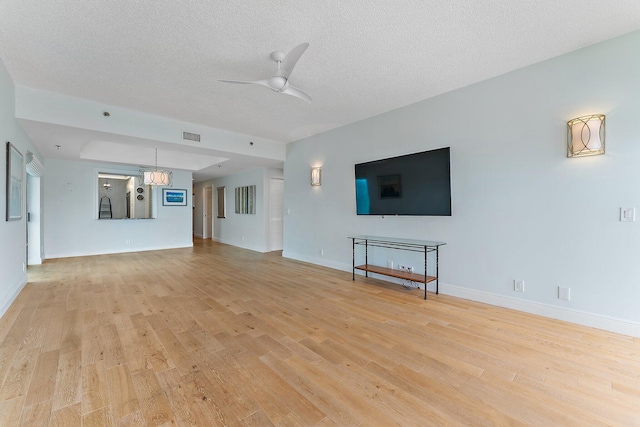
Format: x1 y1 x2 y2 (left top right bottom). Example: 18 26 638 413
182 130 201 142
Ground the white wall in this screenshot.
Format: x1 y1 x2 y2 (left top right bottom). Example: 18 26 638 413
284 31 640 336
0 58 44 316
15 87 286 161
194 167 283 252
44 159 193 258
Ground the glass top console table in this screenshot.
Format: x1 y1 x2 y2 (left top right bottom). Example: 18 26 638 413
348 235 446 300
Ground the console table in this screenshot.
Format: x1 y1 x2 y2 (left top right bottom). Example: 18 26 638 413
348 235 446 300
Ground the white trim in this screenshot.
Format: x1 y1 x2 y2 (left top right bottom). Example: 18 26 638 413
27 257 42 265
282 251 352 273
282 251 640 338
0 274 28 319
439 283 640 338
47 243 193 259
212 237 268 253
203 186 213 239
193 233 204 239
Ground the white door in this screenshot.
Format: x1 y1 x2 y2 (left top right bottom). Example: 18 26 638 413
204 187 213 239
26 172 42 265
269 178 284 251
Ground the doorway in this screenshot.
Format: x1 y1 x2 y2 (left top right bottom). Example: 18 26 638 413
26 174 42 265
203 186 213 239
269 178 284 251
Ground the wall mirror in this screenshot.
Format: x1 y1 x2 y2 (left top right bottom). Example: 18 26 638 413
98 173 153 219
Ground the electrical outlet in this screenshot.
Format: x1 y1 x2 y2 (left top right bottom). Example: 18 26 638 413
620 207 636 222
514 280 524 292
387 260 394 269
320 248 324 256
125 239 131 245
558 286 570 301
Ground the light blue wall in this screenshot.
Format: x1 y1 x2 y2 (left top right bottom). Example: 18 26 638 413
284 31 640 334
0 59 43 315
44 159 193 258
194 167 283 252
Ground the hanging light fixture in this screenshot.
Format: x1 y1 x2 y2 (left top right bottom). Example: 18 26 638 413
140 148 173 186
102 180 112 190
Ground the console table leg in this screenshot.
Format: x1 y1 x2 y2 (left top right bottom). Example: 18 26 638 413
424 246 427 300
365 240 369 278
352 239 355 281
436 247 439 295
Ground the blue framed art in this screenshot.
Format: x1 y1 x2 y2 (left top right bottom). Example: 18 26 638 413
162 188 187 206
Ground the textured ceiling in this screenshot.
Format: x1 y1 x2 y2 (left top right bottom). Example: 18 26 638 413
2 1 640 178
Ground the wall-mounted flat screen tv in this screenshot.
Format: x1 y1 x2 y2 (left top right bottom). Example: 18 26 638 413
355 147 451 216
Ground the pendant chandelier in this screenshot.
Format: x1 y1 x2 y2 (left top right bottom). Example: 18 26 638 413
140 148 173 186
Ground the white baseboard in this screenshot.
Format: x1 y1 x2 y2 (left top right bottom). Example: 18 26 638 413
440 283 640 338
0 273 28 319
212 237 268 253
46 242 194 259
282 252 640 338
282 251 352 272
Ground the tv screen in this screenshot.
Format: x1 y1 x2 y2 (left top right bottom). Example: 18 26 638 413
355 147 451 216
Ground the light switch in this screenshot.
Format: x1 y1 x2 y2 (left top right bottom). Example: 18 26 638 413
620 207 636 222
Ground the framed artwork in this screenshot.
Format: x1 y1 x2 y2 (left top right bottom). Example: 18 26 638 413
235 185 256 214
216 186 226 218
6 142 23 221
162 188 187 206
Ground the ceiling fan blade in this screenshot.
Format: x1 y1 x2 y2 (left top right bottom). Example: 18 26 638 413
218 79 270 87
280 43 309 79
281 85 312 103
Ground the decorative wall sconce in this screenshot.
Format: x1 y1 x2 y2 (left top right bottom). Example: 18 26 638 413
567 114 605 158
140 148 173 186
311 167 322 186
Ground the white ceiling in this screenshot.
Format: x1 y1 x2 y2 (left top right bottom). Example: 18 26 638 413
2 1 640 181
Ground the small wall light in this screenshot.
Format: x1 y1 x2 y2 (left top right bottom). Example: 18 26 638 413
567 114 605 158
311 167 322 186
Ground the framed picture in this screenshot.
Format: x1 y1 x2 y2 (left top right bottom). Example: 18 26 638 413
234 185 256 214
6 142 23 221
162 188 187 206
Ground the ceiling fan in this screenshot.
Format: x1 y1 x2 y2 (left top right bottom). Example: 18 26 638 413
219 43 312 103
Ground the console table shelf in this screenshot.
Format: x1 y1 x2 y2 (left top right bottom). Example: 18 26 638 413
355 264 436 283
349 235 446 300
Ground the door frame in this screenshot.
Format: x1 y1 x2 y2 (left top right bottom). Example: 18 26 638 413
269 177 284 251
203 186 213 239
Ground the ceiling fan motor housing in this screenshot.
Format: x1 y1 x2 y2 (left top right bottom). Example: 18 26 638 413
268 76 287 91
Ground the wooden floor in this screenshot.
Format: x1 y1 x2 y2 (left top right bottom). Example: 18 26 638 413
0 239 638 426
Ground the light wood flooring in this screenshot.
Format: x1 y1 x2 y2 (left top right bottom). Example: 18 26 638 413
0 239 638 426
